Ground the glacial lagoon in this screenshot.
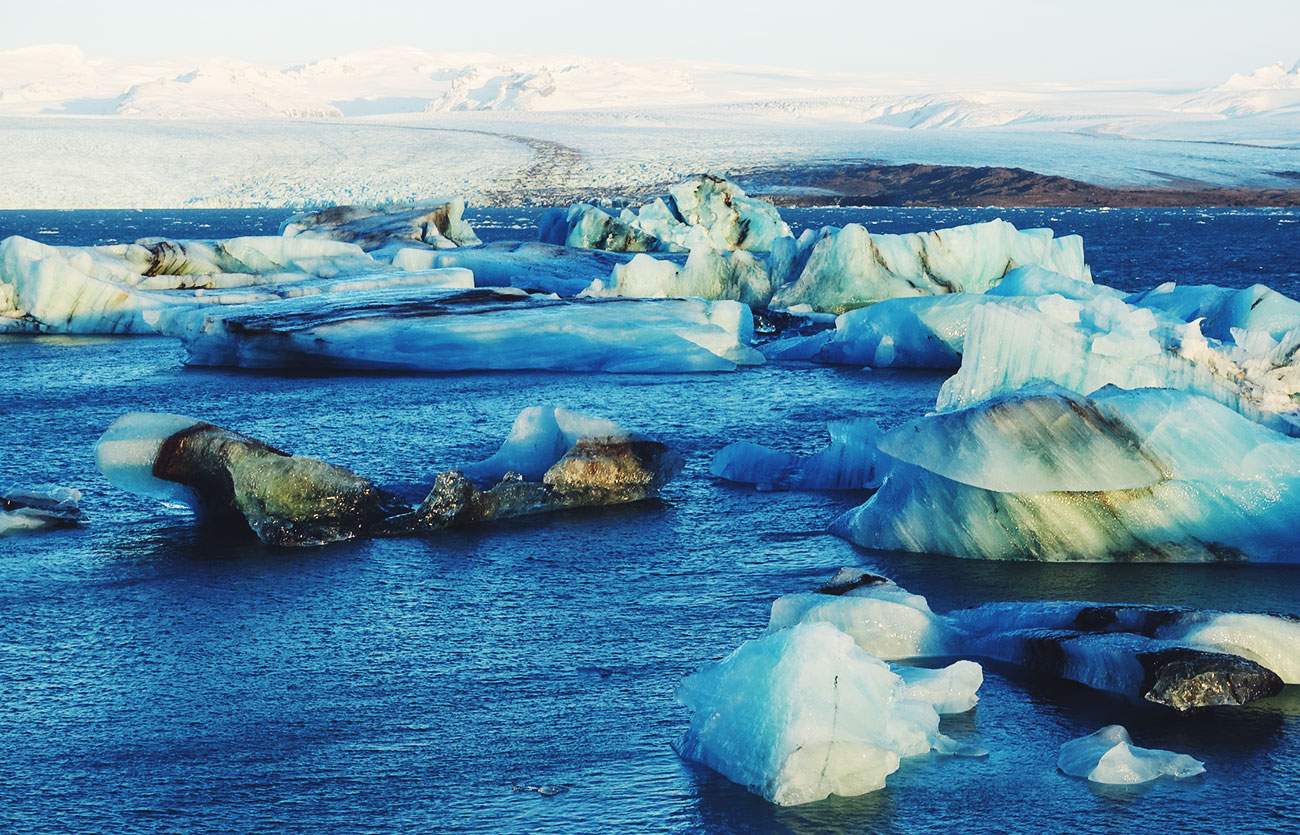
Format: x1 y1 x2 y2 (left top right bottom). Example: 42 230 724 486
2 207 1300 833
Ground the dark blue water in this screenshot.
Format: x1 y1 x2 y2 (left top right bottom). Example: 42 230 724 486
2 209 1300 834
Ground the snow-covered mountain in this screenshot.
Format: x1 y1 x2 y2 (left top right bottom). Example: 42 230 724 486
3 43 1295 133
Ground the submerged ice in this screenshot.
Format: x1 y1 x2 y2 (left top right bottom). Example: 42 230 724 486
1058 726 1204 785
0 485 84 536
710 417 880 490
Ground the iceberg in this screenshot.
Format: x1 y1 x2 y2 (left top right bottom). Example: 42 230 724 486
541 175 791 254
398 241 672 297
583 247 777 309
936 289 1300 433
803 265 1120 368
772 571 1292 710
95 407 684 547
164 287 763 373
769 220 1092 313
1129 282 1300 342
675 622 976 806
836 385 1300 561
279 199 482 255
710 417 880 490
0 485 84 535
0 233 471 334
1058 726 1204 785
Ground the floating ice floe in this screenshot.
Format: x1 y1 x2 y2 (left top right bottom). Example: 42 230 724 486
1058 726 1204 785
710 417 881 490
160 287 762 373
774 265 1119 368
0 485 84 535
675 622 982 806
279 199 482 257
0 233 471 333
541 174 791 254
772 570 1294 710
768 219 1091 313
94 407 683 547
836 385 1300 562
398 241 674 297
936 287 1300 434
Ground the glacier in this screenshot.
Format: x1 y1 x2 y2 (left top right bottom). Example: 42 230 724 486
771 570 1293 710
161 288 763 373
95 407 683 547
836 385 1300 561
0 485 84 536
675 622 981 806
710 417 880 490
1058 726 1204 785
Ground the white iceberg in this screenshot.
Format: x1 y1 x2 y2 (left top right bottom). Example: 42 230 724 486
583 246 777 309
1130 282 1300 342
541 175 791 254
164 287 764 373
769 220 1091 313
837 385 1300 561
459 406 628 483
936 289 1300 434
676 622 971 806
710 417 880 490
0 233 471 333
1058 726 1204 785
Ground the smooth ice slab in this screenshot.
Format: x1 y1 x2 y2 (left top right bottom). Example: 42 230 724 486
1058 726 1204 784
676 622 964 806
839 386 1300 561
711 417 880 490
165 287 764 373
403 241 671 297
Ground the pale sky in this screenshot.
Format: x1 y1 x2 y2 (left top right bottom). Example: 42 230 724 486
1 0 1296 86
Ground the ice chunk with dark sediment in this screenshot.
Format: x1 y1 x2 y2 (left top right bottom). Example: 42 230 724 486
710 417 880 490
834 385 1300 561
279 199 482 254
94 413 403 547
94 408 684 547
1058 726 1204 784
163 287 763 373
1 484 84 535
772 571 1293 710
675 622 966 806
